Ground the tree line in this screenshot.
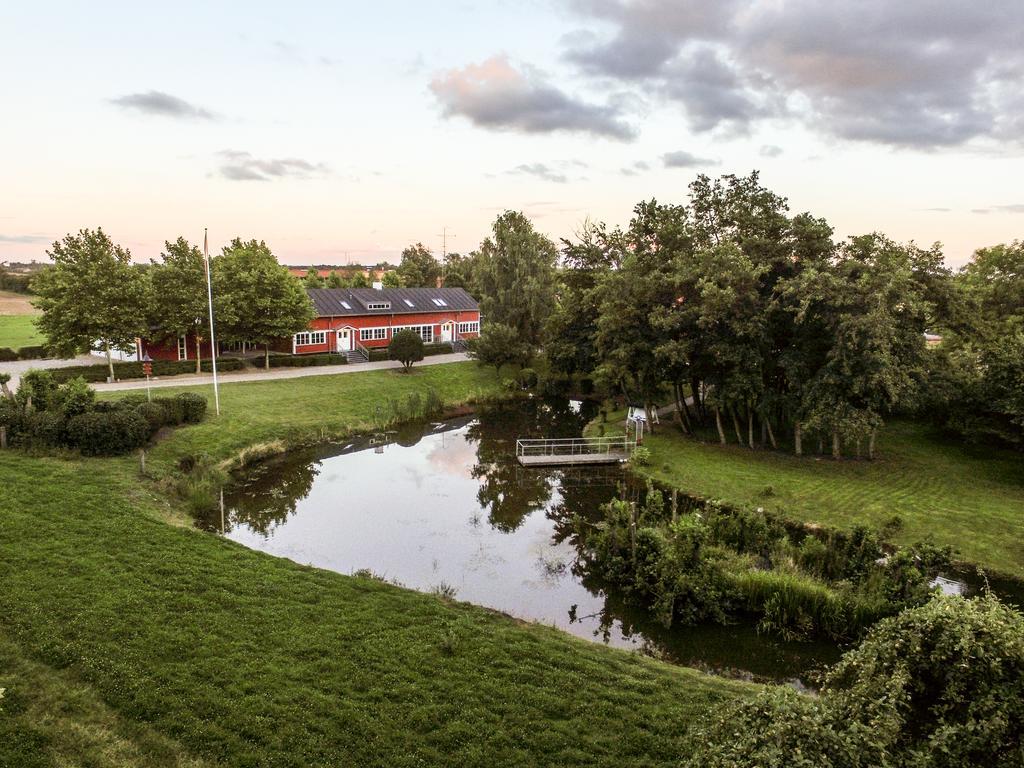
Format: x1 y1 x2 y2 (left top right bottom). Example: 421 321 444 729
461 173 1022 455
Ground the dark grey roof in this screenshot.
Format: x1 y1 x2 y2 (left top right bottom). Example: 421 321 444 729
307 287 479 317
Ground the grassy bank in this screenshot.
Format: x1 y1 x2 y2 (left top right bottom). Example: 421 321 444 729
0 314 44 350
0 362 751 767
636 421 1024 578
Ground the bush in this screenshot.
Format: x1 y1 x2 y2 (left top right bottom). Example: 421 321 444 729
517 367 538 389
48 358 245 384
152 396 186 425
176 392 207 423
53 377 95 417
0 348 17 362
13 410 67 449
134 402 169 436
389 329 425 372
16 345 49 360
367 343 454 362
268 353 346 368
66 410 150 455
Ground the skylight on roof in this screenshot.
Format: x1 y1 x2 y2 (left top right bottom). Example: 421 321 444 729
403 299 414 307
341 301 352 310
432 298 447 307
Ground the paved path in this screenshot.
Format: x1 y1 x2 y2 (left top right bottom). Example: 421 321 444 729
90 353 474 392
1 355 100 390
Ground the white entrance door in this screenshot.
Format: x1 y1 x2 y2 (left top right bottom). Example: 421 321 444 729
441 322 453 343
338 328 353 352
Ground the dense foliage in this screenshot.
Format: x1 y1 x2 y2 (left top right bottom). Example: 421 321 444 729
575 488 952 641
689 595 1024 768
389 329 425 371
0 370 206 455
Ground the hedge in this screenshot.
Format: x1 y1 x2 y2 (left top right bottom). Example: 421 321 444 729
47 358 246 384
0 346 52 361
0 348 16 362
268 353 347 368
367 342 454 362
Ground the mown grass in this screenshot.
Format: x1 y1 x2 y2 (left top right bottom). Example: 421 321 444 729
0 314 44 349
0 362 752 767
639 421 1024 578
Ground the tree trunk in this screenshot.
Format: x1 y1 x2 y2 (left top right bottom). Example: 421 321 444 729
766 418 778 450
832 430 841 460
818 436 824 455
104 340 115 382
264 344 271 370
691 378 705 424
794 421 802 456
714 406 726 445
673 383 689 435
868 429 877 460
760 418 767 446
195 334 202 375
730 406 744 445
747 405 755 449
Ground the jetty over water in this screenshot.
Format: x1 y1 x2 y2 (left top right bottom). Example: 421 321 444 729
515 436 636 467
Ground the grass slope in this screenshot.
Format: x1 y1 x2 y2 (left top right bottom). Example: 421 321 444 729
0 314 44 350
0 363 750 767
641 421 1024 578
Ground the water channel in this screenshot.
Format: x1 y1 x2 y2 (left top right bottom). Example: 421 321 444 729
202 397 1022 687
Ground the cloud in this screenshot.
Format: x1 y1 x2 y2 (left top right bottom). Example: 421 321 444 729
563 0 1024 148
760 144 783 158
973 204 1024 214
0 234 49 244
110 90 214 119
921 207 952 212
216 151 329 181
507 164 569 183
620 159 650 175
430 55 636 140
661 150 717 168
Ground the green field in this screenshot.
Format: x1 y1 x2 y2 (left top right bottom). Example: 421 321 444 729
0 363 750 767
0 314 44 350
640 421 1024 578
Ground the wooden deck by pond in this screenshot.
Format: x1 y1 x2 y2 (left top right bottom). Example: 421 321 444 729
515 436 636 466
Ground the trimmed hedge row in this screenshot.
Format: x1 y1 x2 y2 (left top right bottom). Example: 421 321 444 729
367 342 454 363
0 345 52 361
47 358 245 384
268 353 347 368
1 391 207 455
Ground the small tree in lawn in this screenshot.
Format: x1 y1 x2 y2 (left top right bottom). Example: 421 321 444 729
469 323 528 377
213 239 315 369
33 228 149 382
390 329 424 372
150 237 209 374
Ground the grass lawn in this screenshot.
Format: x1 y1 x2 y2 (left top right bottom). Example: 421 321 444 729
640 421 1024 578
0 314 44 350
0 362 751 767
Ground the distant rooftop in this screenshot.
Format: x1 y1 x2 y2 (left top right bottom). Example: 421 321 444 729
306 286 478 317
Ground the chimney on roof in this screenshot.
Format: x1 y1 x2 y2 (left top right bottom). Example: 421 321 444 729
372 280 383 291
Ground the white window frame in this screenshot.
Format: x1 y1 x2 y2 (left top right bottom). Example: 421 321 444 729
359 326 389 341
177 335 188 361
457 321 479 335
293 330 327 348
393 324 434 343
367 302 391 310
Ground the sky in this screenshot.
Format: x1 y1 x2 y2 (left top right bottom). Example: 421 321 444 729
2 0 1022 269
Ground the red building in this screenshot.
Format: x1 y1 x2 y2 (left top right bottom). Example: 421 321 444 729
142 286 480 363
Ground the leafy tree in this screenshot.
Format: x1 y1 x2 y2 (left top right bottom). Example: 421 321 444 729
350 271 370 289
476 212 557 345
33 228 149 381
690 595 1024 768
212 239 315 369
326 270 346 289
389 329 424 372
381 270 402 288
302 268 325 288
397 243 441 288
469 323 529 376
150 237 209 374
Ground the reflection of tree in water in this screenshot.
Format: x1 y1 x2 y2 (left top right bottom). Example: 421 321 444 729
466 398 591 532
225 457 322 536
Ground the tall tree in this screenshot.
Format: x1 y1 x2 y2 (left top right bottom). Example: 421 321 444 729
212 239 315 369
476 211 557 345
302 268 325 288
33 228 149 381
396 243 441 288
150 237 209 374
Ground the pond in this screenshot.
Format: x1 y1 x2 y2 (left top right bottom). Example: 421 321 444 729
204 398 844 687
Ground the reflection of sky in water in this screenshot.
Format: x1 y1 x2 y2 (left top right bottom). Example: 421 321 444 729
227 425 609 636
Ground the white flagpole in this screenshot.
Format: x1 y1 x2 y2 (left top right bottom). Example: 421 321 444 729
204 227 221 416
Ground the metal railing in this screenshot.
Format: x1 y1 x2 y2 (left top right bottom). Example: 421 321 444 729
515 436 636 458
352 341 370 362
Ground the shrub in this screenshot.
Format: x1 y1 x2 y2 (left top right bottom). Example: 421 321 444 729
176 392 207 423
14 410 67 449
16 345 48 360
48 358 245 384
629 445 652 467
268 353 346 368
53 377 95 417
0 348 17 362
389 329 425 372
517 367 538 389
66 410 149 455
152 396 186 425
16 369 58 411
135 402 168 436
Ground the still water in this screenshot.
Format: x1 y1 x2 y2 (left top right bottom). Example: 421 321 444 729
209 398 843 686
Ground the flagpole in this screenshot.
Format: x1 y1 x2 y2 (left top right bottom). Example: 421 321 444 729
204 227 221 416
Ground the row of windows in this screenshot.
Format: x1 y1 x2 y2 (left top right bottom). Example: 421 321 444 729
457 322 479 335
393 324 434 343
294 331 328 346
359 327 388 341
